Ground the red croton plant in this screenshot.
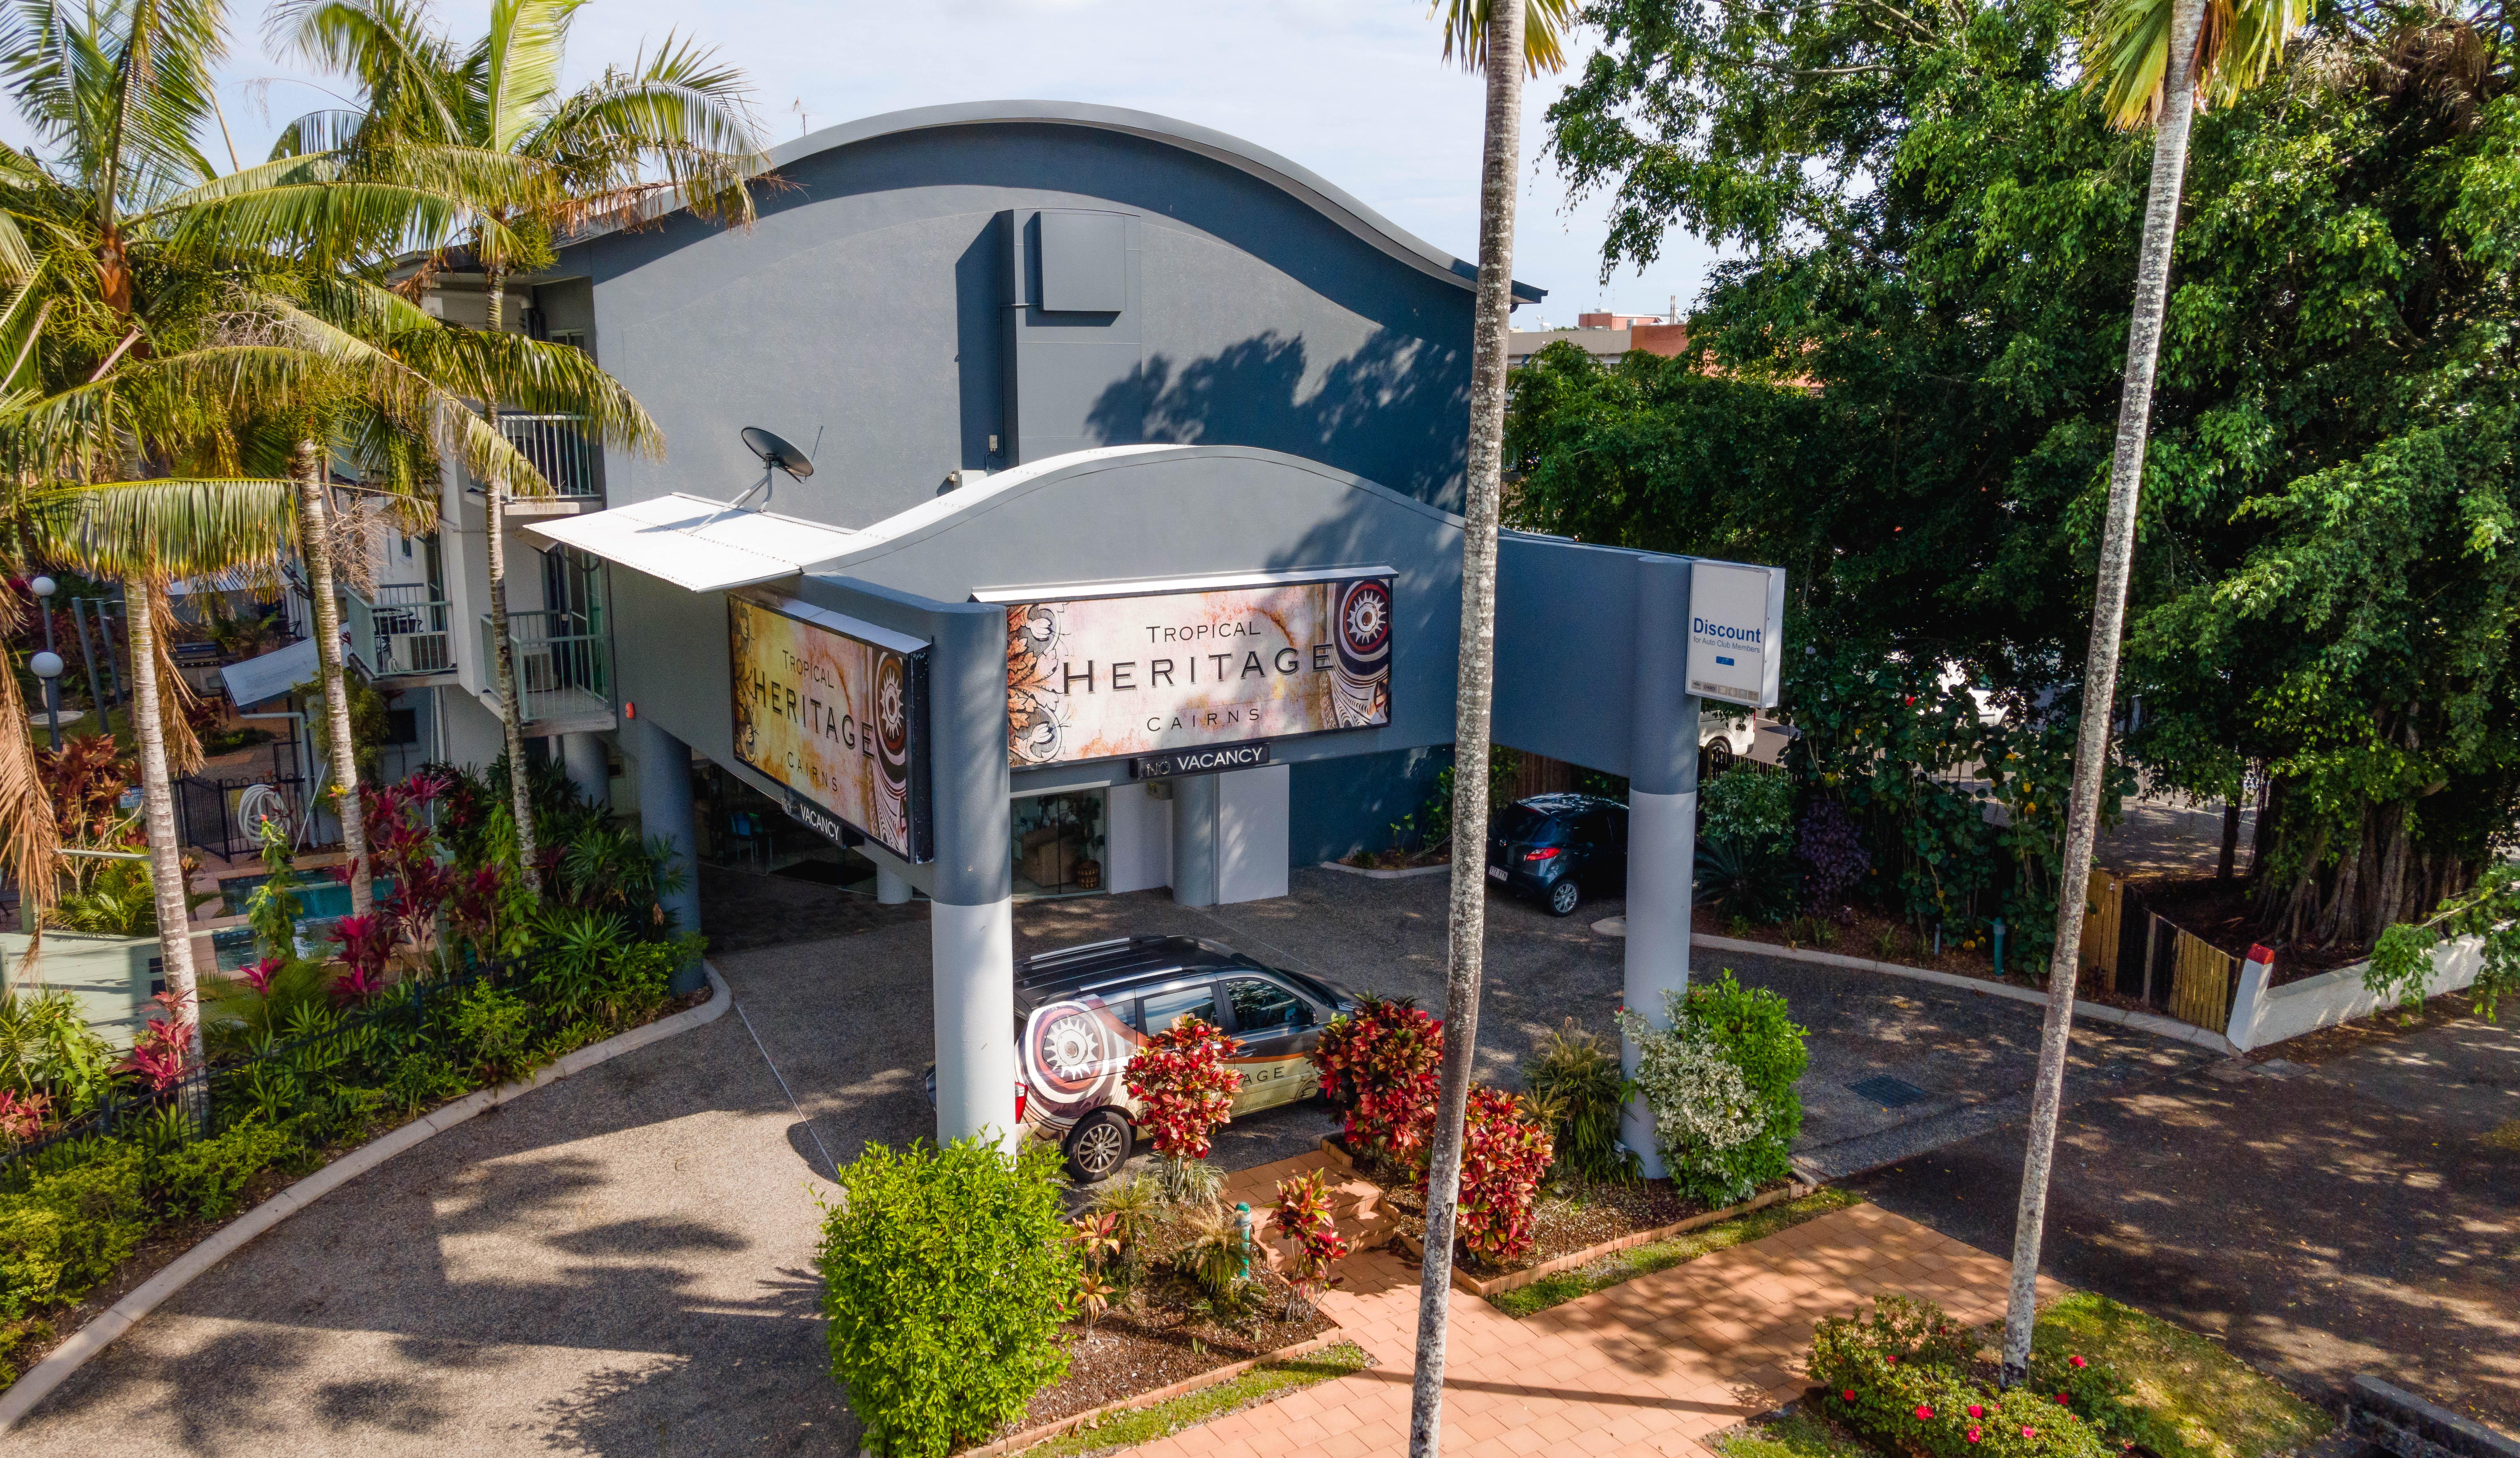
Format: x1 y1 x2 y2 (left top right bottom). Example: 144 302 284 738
1308 994 1443 1165
1457 1086 1555 1264
1269 1167 1350 1307
1122 1015 1244 1160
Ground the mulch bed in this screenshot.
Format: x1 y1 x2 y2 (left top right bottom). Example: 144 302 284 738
1337 847 1452 871
1341 1143 1717 1275
1011 1222 1336 1429
2128 875 2369 983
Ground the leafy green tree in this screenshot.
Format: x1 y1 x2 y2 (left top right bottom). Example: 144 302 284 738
276 0 765 892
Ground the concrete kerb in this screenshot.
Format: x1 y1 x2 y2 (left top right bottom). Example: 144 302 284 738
1591 920 2239 1057
0 961 736 1436
1314 859 1452 881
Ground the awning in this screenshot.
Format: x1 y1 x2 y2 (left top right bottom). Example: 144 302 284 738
522 493 860 593
220 636 319 707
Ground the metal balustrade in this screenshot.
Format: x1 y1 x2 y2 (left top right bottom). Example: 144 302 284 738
496 413 598 499
479 608 612 725
344 582 453 678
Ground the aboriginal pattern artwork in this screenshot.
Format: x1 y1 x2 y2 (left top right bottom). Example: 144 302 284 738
729 593 921 858
1004 573 1395 767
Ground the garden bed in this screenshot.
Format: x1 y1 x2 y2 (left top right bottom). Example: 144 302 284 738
1319 1134 1806 1294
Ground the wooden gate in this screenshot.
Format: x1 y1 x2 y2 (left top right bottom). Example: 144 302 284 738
2079 869 2124 976
2167 929 2240 1034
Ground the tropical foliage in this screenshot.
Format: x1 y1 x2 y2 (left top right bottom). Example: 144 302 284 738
1527 0 2520 960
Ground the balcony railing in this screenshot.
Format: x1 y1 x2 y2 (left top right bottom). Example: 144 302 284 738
497 414 598 499
479 608 611 725
343 583 452 678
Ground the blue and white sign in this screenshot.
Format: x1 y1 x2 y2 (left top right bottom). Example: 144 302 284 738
1686 560 1786 709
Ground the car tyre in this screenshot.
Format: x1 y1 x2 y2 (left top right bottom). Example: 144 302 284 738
1065 1107 1132 1184
1547 879 1581 917
1704 736 1735 777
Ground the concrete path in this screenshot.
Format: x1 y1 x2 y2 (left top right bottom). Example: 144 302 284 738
1134 1196 2054 1458
1854 1011 2520 1435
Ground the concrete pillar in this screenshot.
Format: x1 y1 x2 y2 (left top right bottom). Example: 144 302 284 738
561 731 610 809
632 717 704 994
1169 772 1220 907
928 603 1018 1151
1619 554 1701 1177
875 865 912 904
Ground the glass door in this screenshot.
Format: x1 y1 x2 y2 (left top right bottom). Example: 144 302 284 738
1011 790 1107 897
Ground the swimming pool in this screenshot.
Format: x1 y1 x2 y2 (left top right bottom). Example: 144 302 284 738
211 875 398 971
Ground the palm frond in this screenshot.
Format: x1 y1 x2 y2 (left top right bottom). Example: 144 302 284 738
530 37 765 227
484 0 580 154
2086 0 2308 129
28 478 300 581
148 572 203 776
270 0 468 145
0 657 61 933
1433 0 1580 76
269 106 368 159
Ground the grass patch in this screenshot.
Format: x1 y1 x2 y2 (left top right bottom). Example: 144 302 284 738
2484 1118 2520 1152
1013 1340 1372 1458
1712 1410 1878 1458
1490 1186 1864 1317
2025 1293 2330 1458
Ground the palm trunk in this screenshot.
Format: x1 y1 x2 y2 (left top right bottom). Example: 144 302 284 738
2217 797 2240 880
1410 4 1524 1453
296 440 372 916
125 576 205 1071
2001 0 2203 1386
482 265 543 892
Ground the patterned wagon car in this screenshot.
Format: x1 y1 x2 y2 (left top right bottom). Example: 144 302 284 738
1011 935 1362 1182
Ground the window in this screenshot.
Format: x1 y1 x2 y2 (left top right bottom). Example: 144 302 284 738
1226 978 1307 1034
1106 996 1141 1033
1139 982 1217 1035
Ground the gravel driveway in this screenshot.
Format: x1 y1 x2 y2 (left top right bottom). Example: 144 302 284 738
8 868 2199 1455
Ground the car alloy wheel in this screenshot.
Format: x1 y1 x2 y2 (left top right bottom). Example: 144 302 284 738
1548 879 1581 916
1066 1109 1130 1182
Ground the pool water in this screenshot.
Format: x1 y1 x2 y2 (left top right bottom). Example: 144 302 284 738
212 875 398 971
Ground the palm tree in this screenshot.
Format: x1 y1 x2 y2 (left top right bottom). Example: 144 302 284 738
2001 0 2304 1385
1409 3 1574 1455
277 0 764 891
30 484 300 1067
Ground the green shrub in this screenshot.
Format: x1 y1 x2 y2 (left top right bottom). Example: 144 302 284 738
816 1136 1078 1457
0 1316 54 1384
453 982 536 1085
1521 1020 1638 1187
1617 970 1808 1205
1701 768 1796 863
150 1120 297 1221
1809 1295 2113 1458
0 1144 146 1317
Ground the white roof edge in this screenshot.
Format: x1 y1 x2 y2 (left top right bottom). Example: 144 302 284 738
526 493 860 594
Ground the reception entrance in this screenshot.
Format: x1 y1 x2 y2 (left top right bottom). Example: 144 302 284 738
1011 790 1105 897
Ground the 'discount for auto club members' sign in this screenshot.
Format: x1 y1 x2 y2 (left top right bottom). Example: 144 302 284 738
729 591 932 861
1686 560 1787 709
1004 572 1394 772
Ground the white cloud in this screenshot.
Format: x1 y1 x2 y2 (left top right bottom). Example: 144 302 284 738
10 0 1724 316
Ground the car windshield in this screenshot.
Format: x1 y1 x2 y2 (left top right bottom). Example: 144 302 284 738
1495 805 1569 844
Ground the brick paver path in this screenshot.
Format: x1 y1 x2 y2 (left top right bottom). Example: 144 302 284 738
1165 1160 2060 1458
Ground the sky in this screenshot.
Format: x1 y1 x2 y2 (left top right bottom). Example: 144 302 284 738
4 0 1723 325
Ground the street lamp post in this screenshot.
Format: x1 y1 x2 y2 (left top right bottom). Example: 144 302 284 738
30 576 62 752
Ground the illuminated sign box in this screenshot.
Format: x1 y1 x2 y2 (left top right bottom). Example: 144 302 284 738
990 570 1395 768
728 591 933 862
1686 560 1786 709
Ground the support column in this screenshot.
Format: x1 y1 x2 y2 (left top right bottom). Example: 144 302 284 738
562 731 610 809
928 603 1018 1151
1169 773 1219 907
1620 555 1701 1177
875 865 912 904
633 716 704 994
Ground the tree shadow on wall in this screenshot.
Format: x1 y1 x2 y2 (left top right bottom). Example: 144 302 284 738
1085 328 1469 510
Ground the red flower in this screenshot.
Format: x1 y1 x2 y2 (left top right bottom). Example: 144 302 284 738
1842 1390 1856 1402
1967 1405 1984 1419
1886 1355 1897 1365
2068 1355 2088 1369
2023 1428 2037 1440
2056 1393 2071 1405
1966 1429 1983 1445
1915 1405 1933 1421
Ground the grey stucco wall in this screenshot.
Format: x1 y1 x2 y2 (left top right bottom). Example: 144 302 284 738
1289 744 1450 866
562 118 1479 523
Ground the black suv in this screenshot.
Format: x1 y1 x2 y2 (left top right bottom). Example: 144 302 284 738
931 935 1363 1182
1486 793 1628 917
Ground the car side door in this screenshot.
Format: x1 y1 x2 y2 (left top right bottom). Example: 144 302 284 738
1221 975 1317 1113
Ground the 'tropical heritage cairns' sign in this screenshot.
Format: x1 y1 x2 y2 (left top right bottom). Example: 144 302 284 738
729 591 932 861
1004 573 1394 767
1686 560 1786 710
